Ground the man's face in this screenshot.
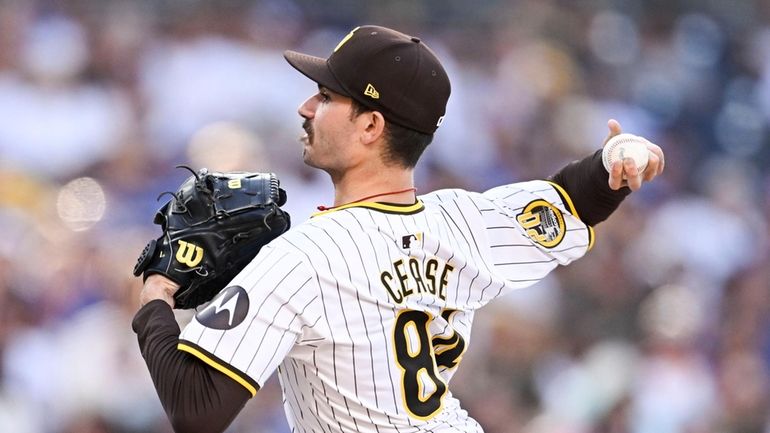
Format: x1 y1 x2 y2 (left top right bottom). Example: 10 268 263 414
297 86 360 175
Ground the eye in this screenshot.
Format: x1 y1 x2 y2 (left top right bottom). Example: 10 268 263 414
318 90 331 102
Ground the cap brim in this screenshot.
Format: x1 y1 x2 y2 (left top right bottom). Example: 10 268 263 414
284 50 348 96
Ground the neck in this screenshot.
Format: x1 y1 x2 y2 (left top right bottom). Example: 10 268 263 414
330 166 416 207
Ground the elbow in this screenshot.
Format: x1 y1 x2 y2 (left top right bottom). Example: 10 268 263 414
164 396 243 433
168 414 227 433
168 415 208 433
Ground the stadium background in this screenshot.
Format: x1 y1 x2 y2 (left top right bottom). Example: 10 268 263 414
0 0 768 432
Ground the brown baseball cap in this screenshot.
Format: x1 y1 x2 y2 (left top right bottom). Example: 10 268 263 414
284 25 451 134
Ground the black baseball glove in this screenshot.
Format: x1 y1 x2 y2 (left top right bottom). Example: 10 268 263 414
133 166 291 309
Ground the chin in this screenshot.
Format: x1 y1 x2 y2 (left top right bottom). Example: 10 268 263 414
302 152 320 169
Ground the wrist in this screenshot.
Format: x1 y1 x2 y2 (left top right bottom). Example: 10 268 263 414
140 274 181 308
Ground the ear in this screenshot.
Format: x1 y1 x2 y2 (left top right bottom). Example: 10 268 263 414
358 111 386 146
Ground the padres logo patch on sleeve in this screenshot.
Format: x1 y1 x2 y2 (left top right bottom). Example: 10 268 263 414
516 200 565 248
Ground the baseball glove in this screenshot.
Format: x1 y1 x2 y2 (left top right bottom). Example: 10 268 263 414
133 166 291 309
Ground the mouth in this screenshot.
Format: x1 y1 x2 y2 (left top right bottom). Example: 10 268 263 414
301 120 312 145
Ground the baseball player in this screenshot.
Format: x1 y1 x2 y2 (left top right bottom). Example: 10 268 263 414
133 25 664 432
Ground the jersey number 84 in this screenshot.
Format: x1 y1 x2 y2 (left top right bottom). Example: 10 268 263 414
393 309 466 419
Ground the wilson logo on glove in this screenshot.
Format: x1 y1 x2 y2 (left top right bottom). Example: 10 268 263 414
176 240 204 267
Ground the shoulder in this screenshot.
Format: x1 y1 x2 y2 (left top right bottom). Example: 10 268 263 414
482 180 558 198
420 188 526 218
418 182 567 212
420 188 487 206
268 216 358 255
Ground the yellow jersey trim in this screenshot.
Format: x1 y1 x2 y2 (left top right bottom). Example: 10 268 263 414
545 181 596 251
178 342 258 397
545 181 578 217
312 200 425 217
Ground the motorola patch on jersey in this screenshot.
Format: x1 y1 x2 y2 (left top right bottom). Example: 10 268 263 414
196 285 249 330
516 199 565 248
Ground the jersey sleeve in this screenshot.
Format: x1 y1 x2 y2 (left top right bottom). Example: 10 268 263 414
481 179 594 277
178 243 322 396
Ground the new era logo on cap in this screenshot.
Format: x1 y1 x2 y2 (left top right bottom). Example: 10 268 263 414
284 25 451 134
364 84 380 99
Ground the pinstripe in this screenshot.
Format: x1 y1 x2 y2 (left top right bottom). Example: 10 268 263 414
238 248 290 286
464 195 507 305
299 231 361 429
495 258 557 265
476 277 496 306
320 226 360 395
252 293 318 378
320 370 346 433
331 216 382 409
502 189 525 199
428 213 457 307
451 195 496 305
364 212 402 414
198 249 290 347
420 210 444 311
285 234 337 376
554 244 589 252
322 217 382 431
435 204 469 304
226 263 304 361
302 358 336 433
282 235 346 433
187 316 206 344
284 362 308 432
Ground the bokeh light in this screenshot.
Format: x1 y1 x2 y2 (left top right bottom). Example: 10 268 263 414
56 177 106 231
186 121 268 171
589 10 640 66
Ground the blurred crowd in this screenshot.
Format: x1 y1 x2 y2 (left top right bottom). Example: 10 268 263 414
0 0 768 432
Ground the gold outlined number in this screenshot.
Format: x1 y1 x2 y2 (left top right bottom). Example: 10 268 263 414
392 310 466 420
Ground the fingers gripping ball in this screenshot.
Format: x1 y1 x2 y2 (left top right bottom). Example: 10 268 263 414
133 166 291 309
602 133 650 178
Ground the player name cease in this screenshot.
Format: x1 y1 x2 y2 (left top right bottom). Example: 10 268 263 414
380 257 454 304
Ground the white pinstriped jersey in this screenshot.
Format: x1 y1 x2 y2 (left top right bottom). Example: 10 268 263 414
178 180 594 433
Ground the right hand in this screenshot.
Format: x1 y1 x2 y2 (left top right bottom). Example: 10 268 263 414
604 119 665 191
140 274 180 308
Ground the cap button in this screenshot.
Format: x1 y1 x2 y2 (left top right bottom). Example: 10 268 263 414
411 37 421 43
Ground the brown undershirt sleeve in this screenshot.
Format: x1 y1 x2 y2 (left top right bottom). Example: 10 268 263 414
132 300 254 433
549 149 632 226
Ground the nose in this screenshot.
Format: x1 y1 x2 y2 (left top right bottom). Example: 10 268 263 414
298 94 318 119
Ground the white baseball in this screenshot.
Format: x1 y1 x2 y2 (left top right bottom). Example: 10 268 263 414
602 133 650 177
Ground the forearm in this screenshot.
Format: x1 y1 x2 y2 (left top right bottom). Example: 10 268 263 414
549 149 631 226
132 300 251 433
